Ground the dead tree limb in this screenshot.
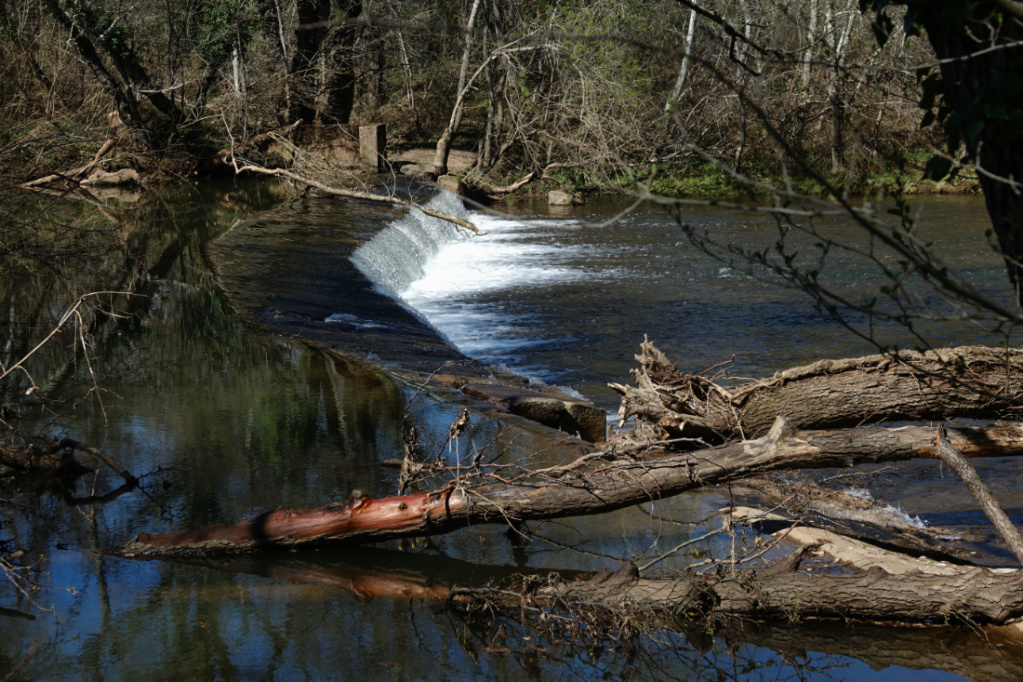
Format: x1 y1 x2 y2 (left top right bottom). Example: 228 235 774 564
0 439 136 485
55 439 136 485
20 118 124 189
113 419 1023 557
232 163 479 234
480 163 574 194
610 341 1023 444
936 426 1023 565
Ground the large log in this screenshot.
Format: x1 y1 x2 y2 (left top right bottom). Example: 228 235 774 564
610 341 1023 443
114 420 1023 557
532 562 1023 625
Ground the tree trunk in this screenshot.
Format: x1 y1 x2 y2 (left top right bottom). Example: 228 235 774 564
611 341 1023 444
40 0 138 125
112 418 1023 557
915 4 1023 306
324 0 362 124
800 0 818 93
289 0 331 123
432 0 483 175
524 562 1023 625
665 8 698 113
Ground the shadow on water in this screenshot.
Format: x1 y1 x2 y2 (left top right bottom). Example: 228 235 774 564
1 182 1020 680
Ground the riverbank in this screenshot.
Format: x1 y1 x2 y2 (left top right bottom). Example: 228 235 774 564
1 117 980 211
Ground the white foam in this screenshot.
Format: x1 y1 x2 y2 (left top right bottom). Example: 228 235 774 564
351 192 613 388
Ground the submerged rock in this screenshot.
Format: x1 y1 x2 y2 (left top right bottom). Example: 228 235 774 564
462 383 606 442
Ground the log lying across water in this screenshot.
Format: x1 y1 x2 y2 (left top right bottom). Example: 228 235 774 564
114 420 1023 557
610 342 1023 443
530 562 1023 625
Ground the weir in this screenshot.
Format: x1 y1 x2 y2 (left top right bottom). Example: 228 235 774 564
350 190 474 298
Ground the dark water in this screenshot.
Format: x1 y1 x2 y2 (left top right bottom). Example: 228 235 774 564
395 194 1016 410
1 183 1021 681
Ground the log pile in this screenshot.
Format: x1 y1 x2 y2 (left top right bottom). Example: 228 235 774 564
110 341 1023 633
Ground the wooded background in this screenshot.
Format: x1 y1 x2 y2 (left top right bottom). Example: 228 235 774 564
0 0 944 192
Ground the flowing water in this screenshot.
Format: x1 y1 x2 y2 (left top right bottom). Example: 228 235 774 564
2 183 1022 681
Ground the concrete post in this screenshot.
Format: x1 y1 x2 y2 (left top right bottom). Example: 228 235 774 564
359 124 386 170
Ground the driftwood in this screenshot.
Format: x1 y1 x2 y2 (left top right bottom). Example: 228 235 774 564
0 438 135 485
79 168 139 186
113 419 1023 557
110 340 1023 636
936 427 1023 565
610 340 1023 444
728 506 1014 575
524 561 1023 624
20 113 126 189
730 477 1007 566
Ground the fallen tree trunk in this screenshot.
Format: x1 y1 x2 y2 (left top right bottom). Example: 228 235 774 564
113 419 1023 557
525 562 1023 625
728 505 1014 574
610 341 1023 444
729 478 1008 566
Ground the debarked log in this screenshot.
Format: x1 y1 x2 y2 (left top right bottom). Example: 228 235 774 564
526 562 1023 625
114 419 1023 557
610 342 1023 443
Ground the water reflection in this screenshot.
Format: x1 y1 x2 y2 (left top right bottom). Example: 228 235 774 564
1 185 1019 681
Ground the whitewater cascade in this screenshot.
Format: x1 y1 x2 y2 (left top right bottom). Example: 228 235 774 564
350 190 475 298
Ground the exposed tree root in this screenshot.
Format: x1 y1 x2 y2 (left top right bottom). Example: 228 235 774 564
610 340 1023 444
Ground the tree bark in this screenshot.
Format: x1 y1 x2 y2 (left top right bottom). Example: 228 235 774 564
911 2 1023 306
525 562 1023 625
432 0 483 175
665 8 698 112
324 1 362 124
112 418 1023 557
611 341 1023 444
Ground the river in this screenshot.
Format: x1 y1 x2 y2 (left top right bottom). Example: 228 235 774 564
1 182 1021 681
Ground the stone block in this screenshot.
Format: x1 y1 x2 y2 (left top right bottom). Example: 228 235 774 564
548 190 574 205
359 123 386 170
436 174 465 194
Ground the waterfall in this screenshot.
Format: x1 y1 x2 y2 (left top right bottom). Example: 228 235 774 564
350 190 474 298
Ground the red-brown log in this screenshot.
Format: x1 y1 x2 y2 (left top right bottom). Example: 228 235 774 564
114 420 1023 557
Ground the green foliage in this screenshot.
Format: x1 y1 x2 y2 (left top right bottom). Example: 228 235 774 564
194 0 257 65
